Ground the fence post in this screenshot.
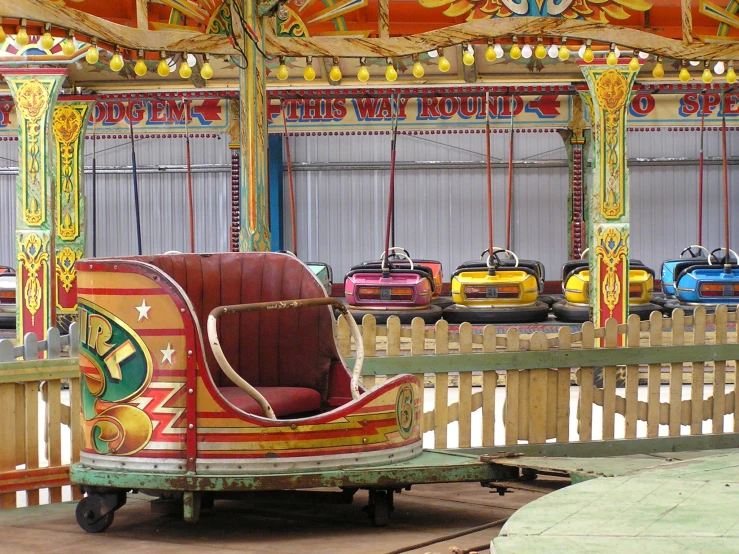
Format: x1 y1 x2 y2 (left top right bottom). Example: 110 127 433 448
691 306 706 435
647 311 663 437
482 325 498 447
361 314 376 390
669 309 685 436
625 314 641 438
434 319 449 449
713 305 728 434
578 322 595 441
504 329 520 445
556 327 571 442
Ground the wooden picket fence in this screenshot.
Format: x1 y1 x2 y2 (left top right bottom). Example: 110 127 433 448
337 306 739 448
0 324 81 510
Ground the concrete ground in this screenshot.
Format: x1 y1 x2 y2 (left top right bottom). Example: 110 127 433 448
0 481 563 554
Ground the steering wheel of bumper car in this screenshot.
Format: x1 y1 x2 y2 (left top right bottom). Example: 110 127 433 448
680 245 710 259
380 248 414 271
709 248 739 266
580 248 590 260
485 248 519 269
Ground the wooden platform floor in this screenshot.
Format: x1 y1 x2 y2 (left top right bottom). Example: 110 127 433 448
0 481 557 554
494 450 739 553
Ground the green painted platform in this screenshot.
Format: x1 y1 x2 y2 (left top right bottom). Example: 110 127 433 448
493 450 739 553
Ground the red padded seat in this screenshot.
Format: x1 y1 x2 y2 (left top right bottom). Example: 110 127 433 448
220 387 322 418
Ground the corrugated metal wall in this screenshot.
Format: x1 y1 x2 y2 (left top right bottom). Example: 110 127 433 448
286 132 569 282
0 134 231 266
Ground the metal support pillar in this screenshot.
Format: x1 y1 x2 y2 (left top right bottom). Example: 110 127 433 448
268 134 284 252
579 61 640 328
2 69 66 340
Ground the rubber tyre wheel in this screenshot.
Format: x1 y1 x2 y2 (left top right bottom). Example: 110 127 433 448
552 301 590 323
662 300 719 316
443 301 550 324
432 297 455 310
346 304 443 325
650 293 669 307
370 491 390 527
628 303 665 320
76 497 115 533
539 295 558 308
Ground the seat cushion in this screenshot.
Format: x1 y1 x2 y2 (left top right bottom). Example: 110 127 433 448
220 386 323 418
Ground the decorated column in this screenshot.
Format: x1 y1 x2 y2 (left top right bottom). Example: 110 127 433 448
560 95 590 260
1 69 66 340
52 97 95 327
579 62 640 328
237 1 271 251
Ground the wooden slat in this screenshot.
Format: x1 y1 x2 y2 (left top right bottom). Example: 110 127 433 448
46 381 62 504
625 314 641 438
669 309 685 436
337 314 351 358
458 322 473 448
0 466 70 495
556 327 571 442
691 306 707 435
0 382 16 508
14 384 25 469
578 322 594 442
69 377 83 500
713 305 728 434
528 333 549 444
24 382 39 506
504 329 520 446
434 319 449 448
647 311 663 438
361 315 376 390
387 316 401 357
518 356 530 442
410 317 425 430
482 326 497 447
602 318 618 440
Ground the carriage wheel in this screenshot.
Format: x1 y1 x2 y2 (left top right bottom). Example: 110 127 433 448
75 496 115 533
369 490 390 527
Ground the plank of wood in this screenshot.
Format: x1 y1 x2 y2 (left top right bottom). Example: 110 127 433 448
713 306 728 434
458 322 473 448
578 322 594 442
528 333 548 444
0 382 16 508
682 0 693 44
482 325 498 447
625 314 640 438
691 307 707 435
14 384 25 469
47 380 62 503
136 0 149 30
504 329 520 446
69 377 83 500
411 317 426 429
602 318 618 441
434 319 449 448
362 314 377 390
25 382 39 506
546 365 558 440
337 314 351 358
556 327 571 442
669 309 685 436
647 311 663 438
387 315 401 357
378 0 390 39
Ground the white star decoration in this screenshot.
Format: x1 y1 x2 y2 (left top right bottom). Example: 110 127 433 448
136 299 152 321
160 343 175 365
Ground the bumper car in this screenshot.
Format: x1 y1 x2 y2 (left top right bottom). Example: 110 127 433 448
662 248 739 313
71 252 423 530
443 248 549 324
344 248 443 323
658 245 709 304
0 266 16 328
552 250 662 322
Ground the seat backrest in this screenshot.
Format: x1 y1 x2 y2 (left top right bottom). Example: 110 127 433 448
132 253 339 399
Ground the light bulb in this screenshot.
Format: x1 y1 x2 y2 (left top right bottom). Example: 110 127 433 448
329 63 342 81
494 43 504 58
158 58 170 77
85 45 99 64
522 44 532 59
201 61 213 80
276 60 289 80
385 62 397 81
304 60 316 81
652 61 664 79
412 60 425 78
62 35 75 56
607 50 618 66
714 61 725 75
689 60 700 66
679 67 690 82
40 31 53 50
179 60 192 79
727 66 737 84
578 44 586 58
462 49 475 66
548 44 559 59
639 51 649 60
134 58 147 76
427 50 438 58
16 26 28 47
558 44 570 61
628 55 639 71
583 46 594 63
534 42 547 59
0 24 6 45
110 52 124 72
485 45 496 62
357 64 370 82
438 55 450 72
187 53 196 67
614 46 621 58
510 43 521 60
702 67 713 84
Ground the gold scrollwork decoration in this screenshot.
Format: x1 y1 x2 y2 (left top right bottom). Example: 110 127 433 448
55 246 82 294
594 70 629 219
17 233 50 325
53 105 85 241
15 79 51 226
595 226 629 316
